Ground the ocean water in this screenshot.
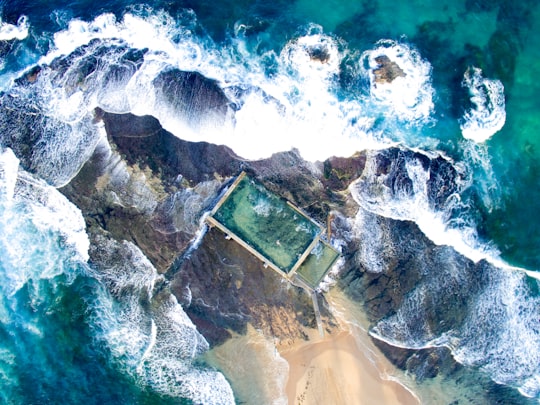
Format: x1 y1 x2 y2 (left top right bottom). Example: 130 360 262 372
1 0 540 403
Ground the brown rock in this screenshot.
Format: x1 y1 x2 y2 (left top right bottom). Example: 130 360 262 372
372 55 406 84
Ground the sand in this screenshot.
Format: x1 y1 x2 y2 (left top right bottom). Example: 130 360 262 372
205 289 421 405
282 331 419 405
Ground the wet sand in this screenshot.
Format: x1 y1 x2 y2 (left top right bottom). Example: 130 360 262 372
282 331 419 405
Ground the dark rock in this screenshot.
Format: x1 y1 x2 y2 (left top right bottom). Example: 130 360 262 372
14 66 42 86
307 45 331 63
152 69 235 132
372 337 461 381
322 153 366 191
170 226 323 346
97 109 162 138
353 147 463 212
102 111 242 185
372 55 406 84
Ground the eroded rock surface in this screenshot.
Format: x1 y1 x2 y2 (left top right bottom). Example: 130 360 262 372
372 54 406 84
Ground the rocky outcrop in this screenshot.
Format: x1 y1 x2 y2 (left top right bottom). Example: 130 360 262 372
101 110 242 185
170 226 336 346
59 109 349 349
152 69 236 132
372 55 406 84
3 33 533 404
60 104 470 386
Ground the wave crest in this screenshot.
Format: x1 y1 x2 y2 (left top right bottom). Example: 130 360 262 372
0 16 28 41
361 40 434 124
460 67 506 143
88 236 235 404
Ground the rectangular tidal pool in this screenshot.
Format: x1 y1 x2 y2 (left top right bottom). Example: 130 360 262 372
210 172 324 273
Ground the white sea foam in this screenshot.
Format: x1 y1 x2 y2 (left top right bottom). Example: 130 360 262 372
0 149 89 295
352 159 540 398
460 67 506 143
92 132 160 215
453 267 540 397
367 245 540 398
350 148 500 265
280 27 342 83
361 39 435 124
352 208 396 274
350 146 538 286
31 11 397 162
88 236 235 404
0 148 19 201
0 16 29 41
1 76 103 186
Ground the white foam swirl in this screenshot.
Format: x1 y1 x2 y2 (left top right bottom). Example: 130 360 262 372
0 148 89 295
361 40 434 124
460 67 506 143
33 12 392 162
0 16 28 41
88 237 235 404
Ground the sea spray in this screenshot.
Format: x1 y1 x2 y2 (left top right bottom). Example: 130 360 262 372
453 267 540 398
361 39 434 125
460 67 506 143
349 202 540 399
0 149 100 403
0 148 89 276
21 10 388 161
349 147 503 265
0 15 28 41
0 4 538 403
0 77 103 187
87 235 235 404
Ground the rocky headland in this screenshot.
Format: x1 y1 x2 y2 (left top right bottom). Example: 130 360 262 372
1 51 527 403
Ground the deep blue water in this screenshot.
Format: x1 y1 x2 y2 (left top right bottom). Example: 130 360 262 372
1 0 540 403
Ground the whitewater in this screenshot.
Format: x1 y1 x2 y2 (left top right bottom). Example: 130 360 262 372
21 10 511 269
1 5 539 404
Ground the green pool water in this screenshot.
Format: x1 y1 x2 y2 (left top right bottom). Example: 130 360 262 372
212 173 323 272
295 241 340 287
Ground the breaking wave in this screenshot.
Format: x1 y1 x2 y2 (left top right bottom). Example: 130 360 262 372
88 236 235 404
2 11 409 162
369 254 540 399
361 39 435 125
0 148 93 404
347 147 540 398
0 148 89 293
460 67 506 143
0 5 535 403
349 147 502 265
0 15 28 41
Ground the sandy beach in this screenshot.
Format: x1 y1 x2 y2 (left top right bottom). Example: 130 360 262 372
205 290 421 405
281 331 419 405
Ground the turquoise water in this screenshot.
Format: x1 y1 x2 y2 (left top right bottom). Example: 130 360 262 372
0 151 179 404
1 0 540 403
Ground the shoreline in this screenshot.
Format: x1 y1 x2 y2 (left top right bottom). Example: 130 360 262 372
204 290 421 405
280 330 419 405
